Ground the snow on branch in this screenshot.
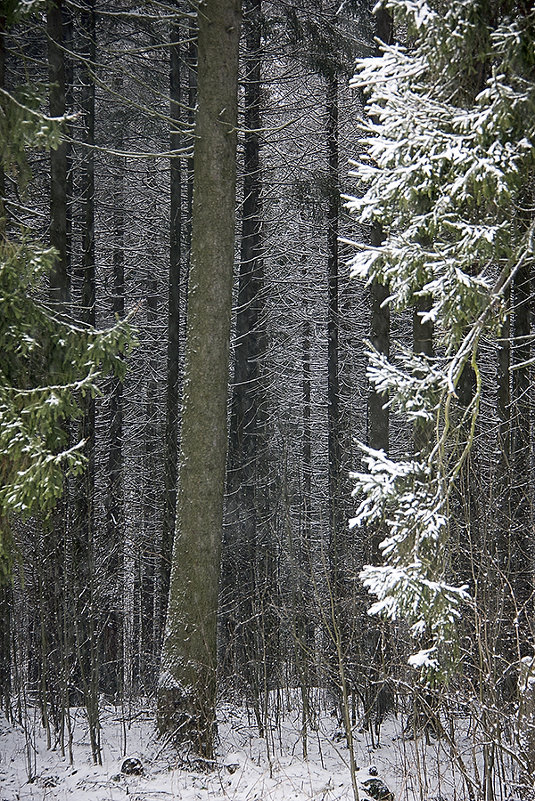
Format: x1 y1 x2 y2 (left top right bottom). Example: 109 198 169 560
347 0 535 680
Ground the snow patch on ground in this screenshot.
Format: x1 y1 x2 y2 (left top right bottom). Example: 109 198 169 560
0 699 471 801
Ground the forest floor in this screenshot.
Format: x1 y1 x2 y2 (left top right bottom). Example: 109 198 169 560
0 694 475 801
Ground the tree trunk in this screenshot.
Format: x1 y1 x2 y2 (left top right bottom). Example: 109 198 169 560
0 11 6 235
413 294 433 455
221 0 263 698
326 73 343 596
139 277 159 692
75 0 101 762
510 262 532 631
47 0 69 308
360 4 394 739
157 0 241 759
184 12 197 306
42 0 70 751
367 6 392 458
0 13 11 723
103 80 125 696
160 14 183 655
368 272 390 455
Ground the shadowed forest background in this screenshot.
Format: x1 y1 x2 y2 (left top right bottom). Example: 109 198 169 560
1 1 535 799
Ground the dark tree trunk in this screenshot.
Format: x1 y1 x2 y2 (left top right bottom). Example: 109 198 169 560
103 80 125 696
367 7 392 458
0 15 11 723
0 12 6 235
359 5 394 740
157 0 241 758
160 13 183 655
37 0 72 753
510 262 532 626
140 277 159 691
221 0 264 699
184 12 197 306
413 294 433 455
368 271 390 455
497 287 511 467
75 0 101 763
47 0 70 308
326 73 343 594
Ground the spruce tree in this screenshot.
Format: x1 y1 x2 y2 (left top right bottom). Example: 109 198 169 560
347 0 535 676
157 0 241 759
0 1 132 580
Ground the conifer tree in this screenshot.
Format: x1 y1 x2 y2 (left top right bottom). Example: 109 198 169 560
347 0 535 676
0 1 132 580
157 0 241 758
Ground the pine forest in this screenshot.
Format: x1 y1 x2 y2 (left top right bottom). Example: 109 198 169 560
1 1 535 800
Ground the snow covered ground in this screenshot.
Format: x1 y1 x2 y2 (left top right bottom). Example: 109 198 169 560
0 696 475 801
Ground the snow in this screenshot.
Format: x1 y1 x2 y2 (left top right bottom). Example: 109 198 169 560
407 649 439 671
0 697 476 801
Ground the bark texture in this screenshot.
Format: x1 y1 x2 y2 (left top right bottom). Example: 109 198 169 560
221 0 264 696
157 0 241 759
160 16 183 652
47 0 69 308
367 7 392 458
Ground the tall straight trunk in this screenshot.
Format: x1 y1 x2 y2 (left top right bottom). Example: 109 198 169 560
0 15 11 723
140 276 159 691
413 295 433 455
360 6 394 738
295 268 315 742
47 0 69 307
160 15 183 653
221 0 263 694
497 287 511 467
326 73 343 593
40 0 70 751
157 0 241 759
510 262 532 627
0 582 10 720
184 13 197 305
368 267 389 455
302 309 312 557
492 266 531 707
367 7 392 458
103 83 125 696
75 0 100 763
80 1 96 328
0 12 6 234
302 251 312 615
495 284 511 650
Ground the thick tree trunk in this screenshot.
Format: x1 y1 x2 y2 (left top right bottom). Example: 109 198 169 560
184 13 197 305
157 0 241 759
